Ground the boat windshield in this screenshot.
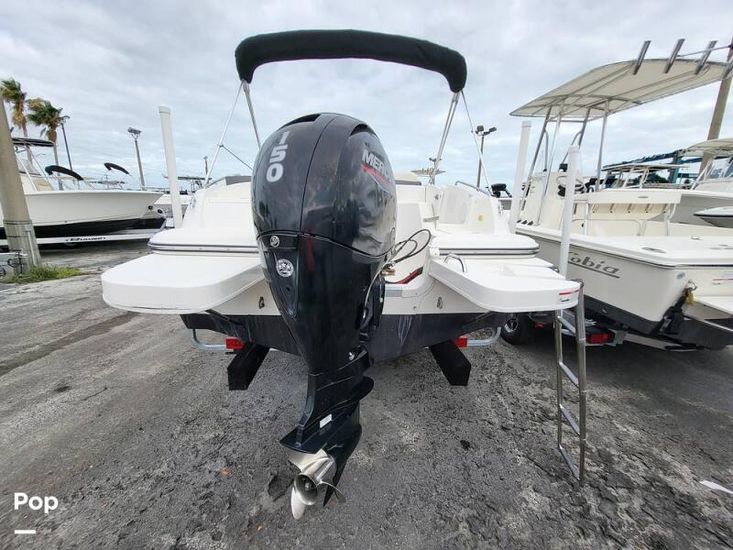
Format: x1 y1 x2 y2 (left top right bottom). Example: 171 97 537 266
16 157 41 176
703 156 733 180
603 164 684 189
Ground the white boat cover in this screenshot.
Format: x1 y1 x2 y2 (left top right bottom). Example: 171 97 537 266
511 59 728 120
428 257 580 312
684 138 733 156
102 254 263 314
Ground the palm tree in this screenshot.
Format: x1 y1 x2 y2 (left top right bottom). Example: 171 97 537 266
1 78 34 166
0 78 28 136
26 98 68 166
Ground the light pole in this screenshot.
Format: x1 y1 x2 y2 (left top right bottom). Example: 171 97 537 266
128 127 146 189
475 125 497 188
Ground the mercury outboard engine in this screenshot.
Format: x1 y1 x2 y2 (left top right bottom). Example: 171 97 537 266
252 113 396 517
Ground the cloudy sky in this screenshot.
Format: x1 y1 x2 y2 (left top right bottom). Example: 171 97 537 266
1 0 732 190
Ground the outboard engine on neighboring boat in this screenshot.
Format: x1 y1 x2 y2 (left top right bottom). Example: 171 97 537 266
252 113 397 517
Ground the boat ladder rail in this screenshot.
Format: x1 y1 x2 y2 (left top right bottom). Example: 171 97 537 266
554 281 588 484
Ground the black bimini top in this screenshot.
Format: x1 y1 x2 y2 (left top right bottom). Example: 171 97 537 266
235 29 467 92
104 162 130 175
45 165 83 180
12 136 54 148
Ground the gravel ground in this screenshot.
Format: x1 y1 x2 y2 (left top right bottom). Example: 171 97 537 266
0 242 731 549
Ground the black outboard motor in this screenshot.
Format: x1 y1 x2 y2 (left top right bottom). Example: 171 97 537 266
252 113 396 514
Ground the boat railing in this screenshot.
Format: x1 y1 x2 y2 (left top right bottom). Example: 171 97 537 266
578 200 676 236
454 180 494 199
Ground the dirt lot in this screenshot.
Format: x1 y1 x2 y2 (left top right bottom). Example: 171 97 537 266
1 242 731 549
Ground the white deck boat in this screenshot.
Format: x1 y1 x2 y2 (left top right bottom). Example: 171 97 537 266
686 138 733 193
602 138 733 226
101 30 582 517
508 44 733 350
2 137 162 238
104 178 578 317
683 138 733 224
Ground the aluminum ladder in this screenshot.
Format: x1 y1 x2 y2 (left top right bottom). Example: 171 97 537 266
553 282 587 484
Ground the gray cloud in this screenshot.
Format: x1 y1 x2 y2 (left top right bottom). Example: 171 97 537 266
1 0 731 190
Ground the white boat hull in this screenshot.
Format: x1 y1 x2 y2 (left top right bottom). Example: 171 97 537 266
517 227 733 347
694 206 733 228
103 182 581 321
154 193 192 218
0 190 161 237
672 190 733 225
524 231 687 323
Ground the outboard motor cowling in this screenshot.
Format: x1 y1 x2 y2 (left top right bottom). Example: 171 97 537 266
252 113 396 513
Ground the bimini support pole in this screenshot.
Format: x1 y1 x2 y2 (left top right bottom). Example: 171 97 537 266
243 81 262 149
632 40 651 75
576 108 591 148
559 146 580 276
204 82 245 187
702 35 733 171
536 108 563 223
594 100 610 191
461 92 494 189
509 121 532 233
430 92 459 185
664 39 685 73
559 108 591 166
158 106 183 227
527 111 550 177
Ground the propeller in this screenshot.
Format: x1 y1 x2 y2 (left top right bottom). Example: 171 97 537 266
287 449 345 519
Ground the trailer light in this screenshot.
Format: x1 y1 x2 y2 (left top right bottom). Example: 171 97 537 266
587 332 611 345
453 335 468 348
225 337 245 350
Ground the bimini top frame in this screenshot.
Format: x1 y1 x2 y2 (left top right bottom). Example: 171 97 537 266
682 137 733 184
205 29 490 188
684 137 733 156
12 137 55 148
509 39 731 222
511 58 729 121
511 40 731 191
12 136 69 191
